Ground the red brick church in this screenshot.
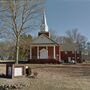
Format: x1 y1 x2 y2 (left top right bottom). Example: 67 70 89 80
28 11 82 64
28 11 61 64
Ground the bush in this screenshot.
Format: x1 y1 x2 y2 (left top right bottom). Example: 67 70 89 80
33 72 38 77
26 67 32 76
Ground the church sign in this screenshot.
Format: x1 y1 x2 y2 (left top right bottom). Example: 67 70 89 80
6 64 27 78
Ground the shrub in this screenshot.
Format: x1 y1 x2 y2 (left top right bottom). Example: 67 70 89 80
26 67 32 76
33 72 38 77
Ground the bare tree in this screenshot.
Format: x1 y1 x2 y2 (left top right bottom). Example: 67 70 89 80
56 36 65 45
19 34 32 60
0 0 45 64
65 29 87 51
49 29 57 41
56 29 87 51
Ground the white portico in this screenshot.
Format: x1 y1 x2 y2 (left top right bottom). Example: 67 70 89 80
29 34 59 60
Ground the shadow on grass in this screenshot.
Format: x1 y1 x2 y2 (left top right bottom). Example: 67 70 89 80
0 73 7 78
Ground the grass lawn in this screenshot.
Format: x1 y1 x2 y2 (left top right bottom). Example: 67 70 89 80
0 64 90 90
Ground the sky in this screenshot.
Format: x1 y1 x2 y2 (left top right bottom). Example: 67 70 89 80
0 0 90 41
45 0 90 41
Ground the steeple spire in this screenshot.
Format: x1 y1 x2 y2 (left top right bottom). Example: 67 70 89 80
38 10 50 37
40 10 48 32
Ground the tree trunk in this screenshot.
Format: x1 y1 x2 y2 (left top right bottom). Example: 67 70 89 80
15 36 19 64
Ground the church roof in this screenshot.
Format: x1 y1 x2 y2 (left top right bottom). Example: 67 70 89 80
31 34 59 45
31 10 59 46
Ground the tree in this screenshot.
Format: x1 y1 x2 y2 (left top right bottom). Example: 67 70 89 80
0 41 15 60
49 29 57 41
85 42 90 61
65 29 87 51
56 29 87 52
19 34 32 60
0 0 45 64
56 36 65 45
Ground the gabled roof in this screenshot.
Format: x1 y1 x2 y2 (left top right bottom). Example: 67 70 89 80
32 34 59 45
60 43 78 51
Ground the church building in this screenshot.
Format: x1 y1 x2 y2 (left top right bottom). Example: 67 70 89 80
28 11 61 64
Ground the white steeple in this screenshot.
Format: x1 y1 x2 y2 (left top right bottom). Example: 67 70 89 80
40 11 48 32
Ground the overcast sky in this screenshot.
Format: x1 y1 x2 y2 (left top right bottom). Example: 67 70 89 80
45 0 90 41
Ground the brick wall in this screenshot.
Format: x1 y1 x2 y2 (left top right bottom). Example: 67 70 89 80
48 46 54 59
32 47 37 59
61 51 82 63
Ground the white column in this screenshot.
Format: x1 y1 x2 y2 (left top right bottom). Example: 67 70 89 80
53 46 56 59
46 46 48 59
58 46 61 61
30 46 32 59
46 46 48 50
37 46 39 59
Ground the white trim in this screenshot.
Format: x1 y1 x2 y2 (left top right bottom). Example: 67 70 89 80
37 46 39 59
30 44 58 47
46 46 48 50
46 46 48 59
